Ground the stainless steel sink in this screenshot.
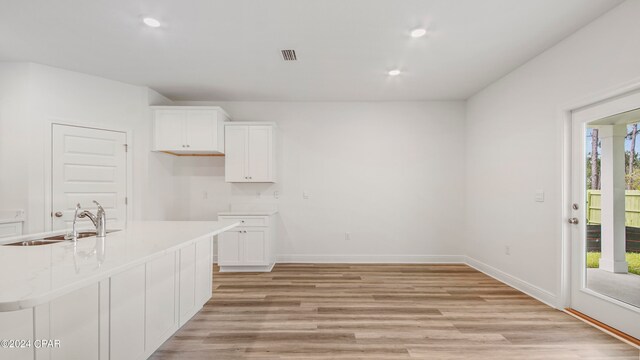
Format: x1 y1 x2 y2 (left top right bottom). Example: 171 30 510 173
4 230 119 246
5 239 66 246
43 231 104 241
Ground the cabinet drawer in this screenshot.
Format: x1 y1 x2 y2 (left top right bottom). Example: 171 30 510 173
219 216 267 227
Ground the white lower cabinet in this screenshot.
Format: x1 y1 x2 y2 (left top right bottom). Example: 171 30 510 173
218 229 243 265
218 214 276 272
0 309 33 360
179 244 197 326
145 251 179 354
110 264 146 360
179 238 214 326
49 283 100 360
195 238 213 309
244 230 267 265
0 236 215 360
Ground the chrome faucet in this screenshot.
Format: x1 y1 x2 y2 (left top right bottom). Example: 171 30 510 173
65 203 83 241
78 201 107 237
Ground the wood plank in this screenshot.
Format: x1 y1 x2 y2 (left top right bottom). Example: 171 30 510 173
150 264 639 359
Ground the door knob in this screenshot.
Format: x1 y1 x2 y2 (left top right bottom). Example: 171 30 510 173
568 218 579 224
54 211 63 218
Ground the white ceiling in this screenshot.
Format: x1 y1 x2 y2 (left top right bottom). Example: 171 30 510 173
0 0 623 101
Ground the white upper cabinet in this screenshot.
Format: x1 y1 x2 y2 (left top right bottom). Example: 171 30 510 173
152 106 229 154
225 123 276 183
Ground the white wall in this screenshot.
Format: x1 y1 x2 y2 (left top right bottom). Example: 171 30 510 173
464 0 640 303
0 63 175 233
170 101 466 261
0 63 31 220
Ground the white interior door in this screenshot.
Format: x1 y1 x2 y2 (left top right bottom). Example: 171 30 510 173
569 92 640 340
52 124 127 231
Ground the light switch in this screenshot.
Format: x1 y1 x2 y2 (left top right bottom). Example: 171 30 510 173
535 190 544 202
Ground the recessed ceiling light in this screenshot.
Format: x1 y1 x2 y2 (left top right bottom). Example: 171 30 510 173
410 28 427 38
143 17 161 28
388 69 401 76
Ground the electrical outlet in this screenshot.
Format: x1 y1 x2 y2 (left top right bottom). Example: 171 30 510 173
345 232 351 241
303 191 310 199
505 245 510 255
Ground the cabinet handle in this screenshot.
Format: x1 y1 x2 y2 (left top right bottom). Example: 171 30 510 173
186 144 190 147
241 220 245 223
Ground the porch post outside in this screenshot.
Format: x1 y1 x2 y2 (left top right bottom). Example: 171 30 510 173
598 124 628 273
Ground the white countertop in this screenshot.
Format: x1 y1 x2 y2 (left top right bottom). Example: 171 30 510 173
218 210 279 216
0 221 238 312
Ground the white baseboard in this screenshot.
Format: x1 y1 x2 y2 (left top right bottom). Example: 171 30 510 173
218 263 275 273
464 256 559 308
276 254 466 264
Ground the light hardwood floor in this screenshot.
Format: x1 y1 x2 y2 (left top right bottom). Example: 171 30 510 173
150 264 640 359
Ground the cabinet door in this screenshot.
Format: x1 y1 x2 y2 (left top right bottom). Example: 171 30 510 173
0 309 33 360
0 222 22 239
247 126 273 182
218 229 242 265
110 264 145 360
145 253 178 351
49 284 100 360
195 237 213 307
244 229 267 265
186 110 218 151
179 244 197 326
155 110 186 150
224 126 248 182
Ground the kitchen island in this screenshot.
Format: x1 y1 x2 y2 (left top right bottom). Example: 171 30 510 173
0 221 239 360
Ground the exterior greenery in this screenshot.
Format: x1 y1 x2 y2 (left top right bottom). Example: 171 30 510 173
586 252 640 275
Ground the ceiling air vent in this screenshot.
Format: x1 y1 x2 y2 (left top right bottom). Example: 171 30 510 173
281 49 297 61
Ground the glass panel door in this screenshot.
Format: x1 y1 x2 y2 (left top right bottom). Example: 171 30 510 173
570 95 640 340
584 125 640 309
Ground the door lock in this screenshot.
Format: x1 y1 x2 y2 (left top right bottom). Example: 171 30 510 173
54 211 63 218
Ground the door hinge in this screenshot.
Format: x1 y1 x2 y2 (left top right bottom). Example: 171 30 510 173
124 144 128 152
125 197 128 205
